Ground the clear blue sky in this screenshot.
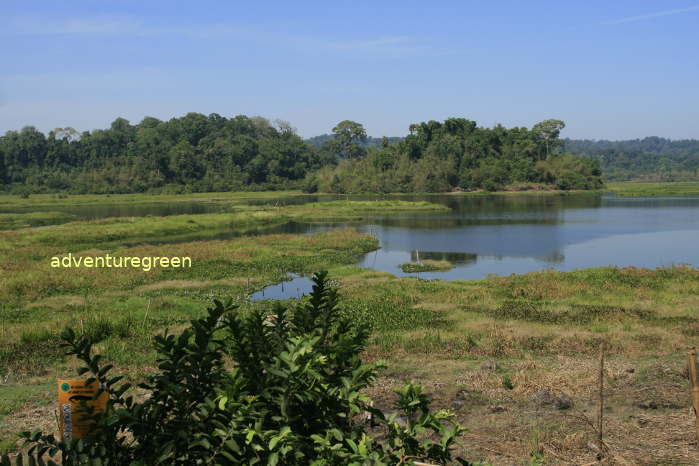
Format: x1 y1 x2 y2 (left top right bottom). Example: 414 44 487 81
2 1 698 139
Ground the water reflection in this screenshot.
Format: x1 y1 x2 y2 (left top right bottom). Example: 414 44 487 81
0 202 228 219
275 194 699 280
410 251 477 265
250 274 314 301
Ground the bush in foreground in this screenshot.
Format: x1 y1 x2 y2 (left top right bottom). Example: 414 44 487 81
3 272 469 465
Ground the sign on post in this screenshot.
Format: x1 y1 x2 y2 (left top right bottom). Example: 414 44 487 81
57 379 108 440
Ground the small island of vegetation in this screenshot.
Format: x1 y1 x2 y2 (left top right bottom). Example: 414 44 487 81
399 259 453 273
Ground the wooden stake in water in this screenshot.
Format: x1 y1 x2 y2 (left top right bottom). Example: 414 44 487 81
687 348 699 444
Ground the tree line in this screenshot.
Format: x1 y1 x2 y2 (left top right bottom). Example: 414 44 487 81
0 114 328 194
0 113 602 194
564 137 699 181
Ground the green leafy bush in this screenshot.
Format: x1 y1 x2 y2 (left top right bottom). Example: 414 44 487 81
3 272 469 465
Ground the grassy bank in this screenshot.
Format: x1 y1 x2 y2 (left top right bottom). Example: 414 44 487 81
607 181 699 197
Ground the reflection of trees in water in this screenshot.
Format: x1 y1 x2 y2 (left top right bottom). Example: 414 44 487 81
377 217 561 229
539 250 565 264
411 193 603 216
411 250 478 265
410 249 564 265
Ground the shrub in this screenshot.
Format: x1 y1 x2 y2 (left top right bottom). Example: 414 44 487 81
4 272 469 465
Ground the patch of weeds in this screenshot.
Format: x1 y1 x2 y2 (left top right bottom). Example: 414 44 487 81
0 439 16 456
372 333 403 353
583 335 607 350
528 427 546 465
518 335 554 352
402 332 447 354
78 315 116 344
590 323 609 333
343 298 446 332
502 375 514 390
681 322 699 337
463 333 480 351
99 337 157 367
0 381 53 420
19 328 57 345
400 332 477 357
483 300 662 326
633 366 656 384
654 315 698 326
632 333 663 348
0 340 66 376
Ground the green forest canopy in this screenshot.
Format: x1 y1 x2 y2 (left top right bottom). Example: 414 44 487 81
564 137 699 181
0 113 605 194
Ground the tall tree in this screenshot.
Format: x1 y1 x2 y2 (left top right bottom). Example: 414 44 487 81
328 120 367 159
533 119 566 159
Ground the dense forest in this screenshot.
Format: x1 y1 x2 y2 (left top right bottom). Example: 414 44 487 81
0 114 330 194
306 134 403 149
306 118 603 193
564 137 699 181
0 113 602 194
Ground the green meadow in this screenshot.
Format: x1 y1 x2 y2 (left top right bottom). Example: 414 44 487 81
607 181 699 196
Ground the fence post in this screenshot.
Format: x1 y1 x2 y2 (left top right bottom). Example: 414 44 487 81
687 348 699 445
597 345 605 455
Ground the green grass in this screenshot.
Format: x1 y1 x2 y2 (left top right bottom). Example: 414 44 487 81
0 382 54 421
0 190 306 209
607 181 699 196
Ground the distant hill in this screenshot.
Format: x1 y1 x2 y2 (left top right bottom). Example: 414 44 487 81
564 137 699 181
306 134 403 149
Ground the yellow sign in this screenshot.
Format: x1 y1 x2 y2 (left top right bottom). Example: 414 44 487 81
57 379 108 440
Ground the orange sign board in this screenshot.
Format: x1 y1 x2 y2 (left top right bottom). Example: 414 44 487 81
57 379 108 440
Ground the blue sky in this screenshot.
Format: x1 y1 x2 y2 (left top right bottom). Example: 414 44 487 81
2 1 698 139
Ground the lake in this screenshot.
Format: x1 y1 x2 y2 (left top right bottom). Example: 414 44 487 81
248 193 699 297
329 194 699 280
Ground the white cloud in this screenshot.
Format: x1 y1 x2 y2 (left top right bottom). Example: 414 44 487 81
5 15 449 57
328 36 428 55
9 16 146 35
602 4 699 25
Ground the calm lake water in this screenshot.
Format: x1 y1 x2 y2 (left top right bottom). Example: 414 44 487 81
251 193 699 298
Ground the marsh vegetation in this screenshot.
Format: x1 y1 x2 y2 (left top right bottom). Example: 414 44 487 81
399 260 453 273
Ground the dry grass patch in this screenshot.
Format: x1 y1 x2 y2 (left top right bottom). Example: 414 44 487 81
136 277 256 292
365 353 698 464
